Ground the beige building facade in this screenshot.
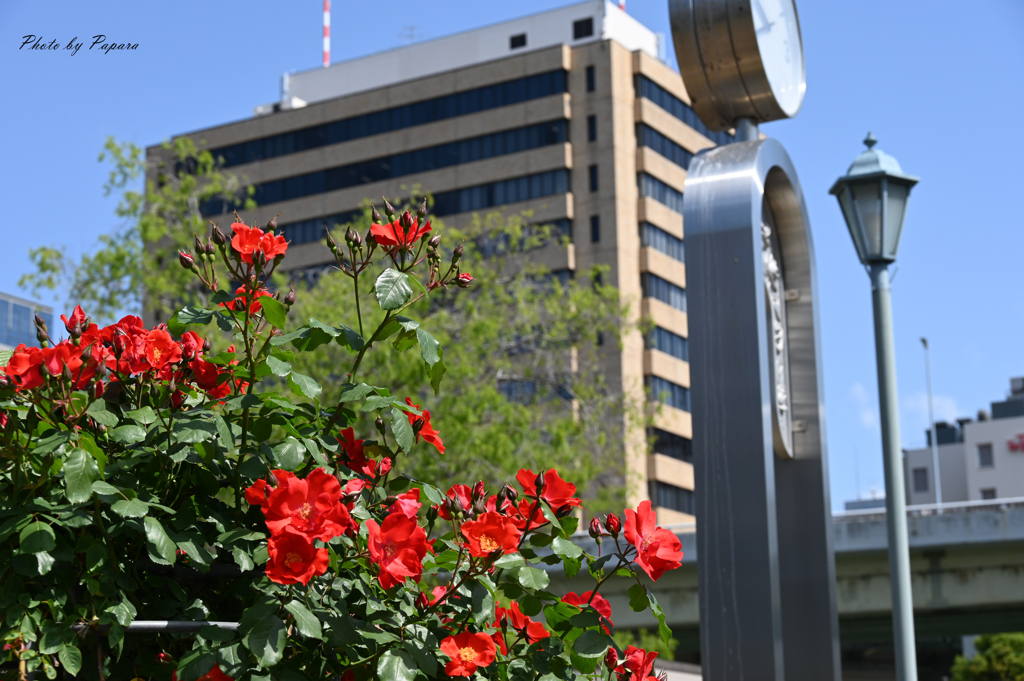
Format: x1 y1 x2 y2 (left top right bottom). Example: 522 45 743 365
154 1 734 524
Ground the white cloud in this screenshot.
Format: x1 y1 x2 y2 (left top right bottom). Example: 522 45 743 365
850 382 878 430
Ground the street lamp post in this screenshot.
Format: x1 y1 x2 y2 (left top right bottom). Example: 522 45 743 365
831 133 920 681
921 337 943 507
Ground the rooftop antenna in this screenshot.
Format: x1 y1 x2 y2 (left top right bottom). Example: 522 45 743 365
323 0 330 67
399 26 421 44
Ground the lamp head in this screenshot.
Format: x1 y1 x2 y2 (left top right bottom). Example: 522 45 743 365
830 133 919 265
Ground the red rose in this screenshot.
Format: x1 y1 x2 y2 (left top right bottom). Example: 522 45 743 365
618 646 658 681
456 273 473 287
436 484 472 520
181 330 203 361
624 500 684 581
244 478 273 511
60 305 88 336
439 632 497 677
172 663 234 681
403 398 444 454
189 358 232 399
392 488 422 519
561 591 614 631
516 468 581 508
366 511 429 589
370 216 431 249
230 223 288 264
4 345 44 390
460 511 521 557
144 329 182 371
265 527 328 585
220 285 272 315
503 498 548 532
262 468 352 542
496 601 549 643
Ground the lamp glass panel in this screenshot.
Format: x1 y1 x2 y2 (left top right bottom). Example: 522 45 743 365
884 181 909 258
851 182 883 259
836 187 867 263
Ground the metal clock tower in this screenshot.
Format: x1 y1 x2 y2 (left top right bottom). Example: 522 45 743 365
668 1 842 680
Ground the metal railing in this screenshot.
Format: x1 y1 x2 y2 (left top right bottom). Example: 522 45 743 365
833 495 1024 521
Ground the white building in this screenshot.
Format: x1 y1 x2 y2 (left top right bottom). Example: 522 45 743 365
903 377 1024 503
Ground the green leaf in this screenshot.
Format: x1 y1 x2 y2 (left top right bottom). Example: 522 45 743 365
288 372 322 399
110 424 146 444
91 480 120 495
198 625 237 643
519 594 543 617
272 438 305 471
493 552 525 570
0 349 12 368
428 356 447 396
19 521 56 553
58 643 82 676
260 296 288 329
416 328 441 366
471 581 495 627
233 547 255 572
508 658 532 681
111 498 149 518
36 551 55 575
517 566 550 591
265 355 292 377
552 536 583 560
143 517 177 566
390 407 414 452
378 649 417 681
375 269 413 310
628 583 648 613
244 615 287 669
337 383 376 402
168 306 214 336
648 589 673 644
85 400 119 427
421 484 445 506
284 601 323 641
125 406 157 425
176 648 216 681
572 630 613 659
63 449 99 504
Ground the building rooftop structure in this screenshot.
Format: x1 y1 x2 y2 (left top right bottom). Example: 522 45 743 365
256 0 662 115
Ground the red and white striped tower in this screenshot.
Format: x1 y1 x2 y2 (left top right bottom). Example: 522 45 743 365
323 0 330 67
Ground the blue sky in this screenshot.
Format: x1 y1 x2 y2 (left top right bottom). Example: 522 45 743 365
3 1 1023 511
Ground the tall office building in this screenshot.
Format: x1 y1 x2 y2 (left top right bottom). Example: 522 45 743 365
0 292 53 351
153 0 734 523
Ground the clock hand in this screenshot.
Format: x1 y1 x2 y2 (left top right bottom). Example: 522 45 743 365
752 0 775 33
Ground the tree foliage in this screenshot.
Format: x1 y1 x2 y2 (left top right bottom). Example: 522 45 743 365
952 634 1024 681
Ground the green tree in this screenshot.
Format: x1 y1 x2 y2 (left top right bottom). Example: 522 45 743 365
290 199 637 513
614 627 680 660
952 634 1024 681
19 136 254 323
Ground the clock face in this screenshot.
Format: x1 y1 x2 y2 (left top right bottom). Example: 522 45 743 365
751 0 805 116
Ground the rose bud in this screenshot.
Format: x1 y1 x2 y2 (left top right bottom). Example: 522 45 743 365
266 215 278 232
203 337 213 353
428 235 441 249
179 251 195 270
345 227 357 245
605 512 622 537
375 415 386 436
61 362 73 382
211 224 226 246
416 592 429 609
399 211 413 230
473 497 486 516
452 244 464 265
534 470 546 495
456 273 473 288
445 496 463 519
157 652 173 665
284 287 297 306
382 197 396 219
325 230 339 254
503 484 518 504
472 480 486 502
194 234 204 254
556 504 573 518
416 197 428 220
412 419 425 435
34 313 47 331
80 344 93 362
425 505 439 523
251 248 267 269
589 517 604 539
0 375 12 389
371 204 383 224
604 648 618 670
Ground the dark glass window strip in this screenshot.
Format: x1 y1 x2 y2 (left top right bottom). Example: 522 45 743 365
636 75 734 147
647 376 691 412
642 273 686 312
649 428 692 462
278 210 363 247
202 120 568 217
640 222 684 263
638 124 695 170
475 219 572 259
207 70 568 169
646 326 688 362
498 379 573 404
649 480 695 515
638 173 684 214
0 299 52 349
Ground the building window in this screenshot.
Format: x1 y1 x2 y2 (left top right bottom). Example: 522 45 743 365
978 443 994 468
590 215 600 243
589 165 598 192
645 326 688 362
574 18 594 40
640 222 684 263
587 115 597 142
649 481 695 515
649 428 692 462
638 173 684 214
586 66 595 92
912 467 929 493
642 273 686 312
637 124 695 170
510 33 527 49
635 75 735 147
647 376 690 412
980 488 997 500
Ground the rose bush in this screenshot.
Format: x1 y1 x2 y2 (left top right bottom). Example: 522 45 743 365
1 200 682 680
